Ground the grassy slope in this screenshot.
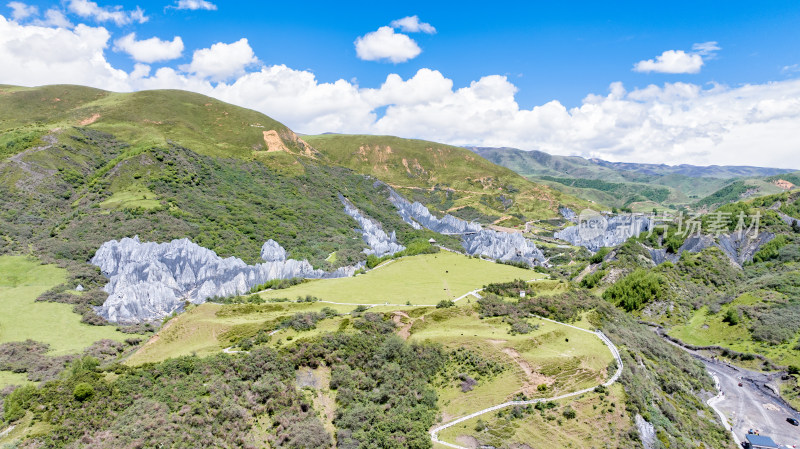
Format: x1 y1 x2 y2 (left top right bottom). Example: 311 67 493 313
670 292 800 368
695 177 789 208
304 134 591 220
0 84 295 160
0 256 133 355
129 253 541 364
126 301 358 365
409 307 612 418
437 383 630 448
258 252 542 305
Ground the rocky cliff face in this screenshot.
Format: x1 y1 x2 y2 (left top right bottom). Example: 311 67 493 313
648 232 774 267
387 187 545 265
554 211 652 252
340 195 405 257
388 189 482 234
92 237 358 323
462 230 546 266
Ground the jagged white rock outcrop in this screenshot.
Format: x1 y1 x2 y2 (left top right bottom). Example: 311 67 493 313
387 187 545 265
462 230 546 266
92 237 358 323
554 214 652 252
559 207 578 223
340 195 405 257
388 189 482 234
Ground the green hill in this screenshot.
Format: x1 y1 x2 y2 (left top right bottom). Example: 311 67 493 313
0 85 454 337
304 134 591 223
474 146 796 210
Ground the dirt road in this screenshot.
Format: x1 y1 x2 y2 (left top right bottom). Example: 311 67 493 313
705 359 800 447
650 325 800 447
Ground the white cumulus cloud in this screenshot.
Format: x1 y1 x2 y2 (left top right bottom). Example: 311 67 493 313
180 38 258 81
170 0 217 11
0 15 129 89
634 41 720 74
114 32 183 63
6 1 37 21
32 8 73 27
1 16 798 169
67 0 147 26
390 15 435 34
355 26 421 63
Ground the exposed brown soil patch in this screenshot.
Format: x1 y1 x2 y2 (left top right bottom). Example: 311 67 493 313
262 130 289 152
79 113 101 126
501 347 555 394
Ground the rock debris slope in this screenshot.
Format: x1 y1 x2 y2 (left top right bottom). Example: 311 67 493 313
648 232 774 267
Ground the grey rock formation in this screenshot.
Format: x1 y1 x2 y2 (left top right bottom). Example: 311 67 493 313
648 231 774 267
92 236 358 323
260 240 287 262
555 214 651 252
648 248 674 265
717 232 774 266
462 230 546 266
388 189 482 234
387 187 544 265
635 414 656 449
559 207 578 223
340 195 405 257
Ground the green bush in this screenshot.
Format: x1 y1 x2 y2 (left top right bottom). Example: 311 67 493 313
580 270 606 289
591 247 610 264
73 382 95 401
722 308 740 326
3 385 37 422
436 300 455 309
752 235 788 263
603 269 665 312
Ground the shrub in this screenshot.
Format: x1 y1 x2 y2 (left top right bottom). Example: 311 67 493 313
562 406 576 419
580 269 606 288
591 247 611 264
603 269 665 312
73 382 95 401
722 308 740 326
436 300 455 309
753 235 788 263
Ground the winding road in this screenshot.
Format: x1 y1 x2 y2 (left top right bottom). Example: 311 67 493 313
702 356 799 447
429 317 624 449
652 326 800 448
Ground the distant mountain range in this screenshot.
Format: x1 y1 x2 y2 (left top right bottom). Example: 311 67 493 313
471 147 799 211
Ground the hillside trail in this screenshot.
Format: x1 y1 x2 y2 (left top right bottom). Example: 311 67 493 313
430 319 624 449
1 133 58 190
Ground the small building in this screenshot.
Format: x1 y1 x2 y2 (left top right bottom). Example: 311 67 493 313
745 434 779 449
428 238 437 244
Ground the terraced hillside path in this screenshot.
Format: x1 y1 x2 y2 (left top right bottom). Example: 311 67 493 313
430 317 624 449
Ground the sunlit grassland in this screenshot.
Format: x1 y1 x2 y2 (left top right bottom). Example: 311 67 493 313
258 252 542 306
0 256 132 356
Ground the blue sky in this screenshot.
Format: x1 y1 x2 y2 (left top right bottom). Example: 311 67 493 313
60 0 800 107
2 0 800 167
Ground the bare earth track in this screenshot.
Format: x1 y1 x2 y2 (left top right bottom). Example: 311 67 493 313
429 317 624 449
